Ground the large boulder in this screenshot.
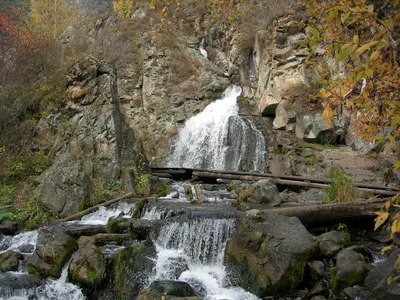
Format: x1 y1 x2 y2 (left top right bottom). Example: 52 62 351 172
0 250 23 272
68 236 106 287
365 248 400 299
249 179 280 204
296 112 344 144
27 227 78 277
138 281 200 300
114 241 156 300
225 212 318 297
331 248 370 294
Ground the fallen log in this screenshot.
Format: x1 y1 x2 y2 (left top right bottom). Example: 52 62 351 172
192 171 398 196
58 193 137 223
268 198 387 226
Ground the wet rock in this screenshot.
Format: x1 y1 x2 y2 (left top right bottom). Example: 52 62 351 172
279 189 299 203
0 250 23 272
114 240 156 300
332 248 370 294
245 209 265 222
226 212 318 297
318 231 350 257
342 285 368 300
0 221 19 235
236 202 251 211
249 179 280 204
69 236 106 287
308 260 325 282
0 272 42 298
27 227 78 277
142 280 199 298
298 189 325 204
365 248 400 299
307 281 328 298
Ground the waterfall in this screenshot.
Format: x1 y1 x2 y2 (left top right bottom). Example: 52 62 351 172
153 218 259 300
166 85 266 172
200 38 208 58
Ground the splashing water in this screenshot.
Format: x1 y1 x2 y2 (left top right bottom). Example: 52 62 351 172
166 85 266 172
153 218 259 300
72 202 135 225
0 231 38 254
36 259 85 300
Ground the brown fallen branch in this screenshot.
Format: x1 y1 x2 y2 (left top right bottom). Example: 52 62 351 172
58 193 137 223
194 184 206 203
268 198 387 226
192 171 398 196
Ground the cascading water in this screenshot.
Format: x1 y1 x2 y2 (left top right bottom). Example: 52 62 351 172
71 201 135 225
153 218 259 300
166 85 266 172
200 38 208 58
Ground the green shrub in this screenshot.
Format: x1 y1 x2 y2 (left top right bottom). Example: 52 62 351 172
325 168 358 203
302 154 317 166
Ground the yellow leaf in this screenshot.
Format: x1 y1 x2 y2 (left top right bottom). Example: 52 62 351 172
394 160 400 171
322 107 334 128
388 276 393 285
384 200 391 210
392 219 400 234
374 211 389 230
381 245 392 255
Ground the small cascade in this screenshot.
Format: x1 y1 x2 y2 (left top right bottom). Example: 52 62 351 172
142 206 165 220
200 38 208 58
73 202 135 225
0 231 38 254
153 218 259 299
36 259 85 300
166 85 266 172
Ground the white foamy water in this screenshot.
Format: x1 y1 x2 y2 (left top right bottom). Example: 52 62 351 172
0 231 38 254
152 218 259 300
200 38 208 58
72 202 135 225
36 260 85 300
166 85 265 172
142 206 165 220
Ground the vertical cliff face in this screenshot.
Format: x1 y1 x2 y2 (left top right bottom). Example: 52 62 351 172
33 56 143 216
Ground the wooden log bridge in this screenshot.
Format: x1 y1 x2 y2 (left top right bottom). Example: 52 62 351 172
151 167 398 197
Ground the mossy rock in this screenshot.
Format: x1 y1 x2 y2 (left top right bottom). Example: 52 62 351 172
225 213 318 297
106 218 126 233
114 241 156 300
68 236 105 287
27 228 78 278
132 198 150 219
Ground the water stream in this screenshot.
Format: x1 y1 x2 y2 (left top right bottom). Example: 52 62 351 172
166 85 266 172
200 38 208 59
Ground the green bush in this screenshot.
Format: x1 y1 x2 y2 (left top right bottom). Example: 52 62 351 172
325 168 358 203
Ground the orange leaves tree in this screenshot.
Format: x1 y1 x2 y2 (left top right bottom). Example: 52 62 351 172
304 0 400 265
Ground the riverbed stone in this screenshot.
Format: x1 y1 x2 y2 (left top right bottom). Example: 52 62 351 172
342 285 368 300
331 248 370 294
318 231 350 257
140 280 199 298
114 240 156 300
0 250 23 272
249 179 280 204
308 260 325 282
27 227 78 278
225 212 318 297
0 221 19 235
69 236 106 287
298 189 325 204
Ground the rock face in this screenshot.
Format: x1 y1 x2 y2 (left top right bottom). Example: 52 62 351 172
331 248 370 294
68 236 106 287
0 250 23 272
0 221 19 235
114 241 156 300
27 227 78 277
33 56 142 216
225 212 318 297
